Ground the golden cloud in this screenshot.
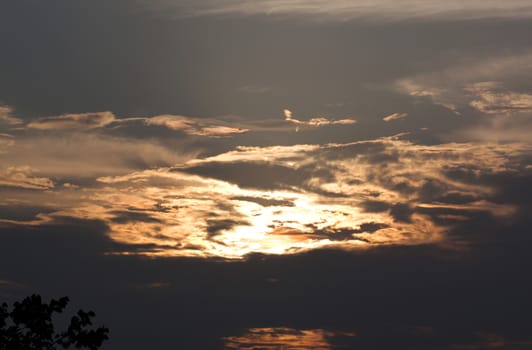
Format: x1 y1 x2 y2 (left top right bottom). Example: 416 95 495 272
0 105 23 126
223 327 355 349
2 138 526 259
27 111 116 130
465 82 532 114
383 112 408 122
284 109 357 128
0 133 15 153
0 166 54 190
145 114 249 136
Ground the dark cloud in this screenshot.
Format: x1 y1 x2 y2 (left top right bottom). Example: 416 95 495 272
360 200 391 212
231 196 295 207
0 204 56 222
181 162 306 190
353 222 390 234
1 212 531 349
109 211 163 224
390 203 414 223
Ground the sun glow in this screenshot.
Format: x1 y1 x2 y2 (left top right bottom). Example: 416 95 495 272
1 139 525 259
223 327 356 349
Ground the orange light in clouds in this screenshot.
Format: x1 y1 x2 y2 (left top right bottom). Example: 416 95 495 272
223 327 356 349
100 183 443 259
1 139 526 259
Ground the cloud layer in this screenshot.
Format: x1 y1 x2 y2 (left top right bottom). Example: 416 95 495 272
27 112 116 130
143 0 532 21
2 136 527 259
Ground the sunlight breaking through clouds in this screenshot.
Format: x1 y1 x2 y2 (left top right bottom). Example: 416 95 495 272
1 138 527 259
1 2 532 348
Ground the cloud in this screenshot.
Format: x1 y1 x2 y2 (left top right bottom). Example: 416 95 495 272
0 166 54 190
0 133 197 179
465 82 532 115
284 109 357 128
0 105 23 126
4 109 249 141
458 83 532 142
223 327 354 349
145 114 249 137
142 0 532 21
0 133 15 153
395 52 532 113
18 109 249 137
0 279 22 287
383 113 408 122
3 137 527 259
394 52 532 143
283 109 293 119
450 332 507 350
457 115 532 143
27 111 116 130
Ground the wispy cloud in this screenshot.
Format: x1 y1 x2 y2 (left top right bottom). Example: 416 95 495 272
142 0 532 21
0 133 196 178
0 110 254 180
383 113 408 122
0 278 24 294
145 114 249 136
0 133 15 153
17 110 250 137
0 105 23 126
458 82 532 142
0 279 20 286
27 111 116 130
395 52 532 113
284 109 356 128
395 52 532 143
465 82 532 115
0 166 54 190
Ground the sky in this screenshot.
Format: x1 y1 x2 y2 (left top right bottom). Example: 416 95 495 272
1 0 532 349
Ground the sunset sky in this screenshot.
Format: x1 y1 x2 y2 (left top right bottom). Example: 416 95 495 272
1 1 532 349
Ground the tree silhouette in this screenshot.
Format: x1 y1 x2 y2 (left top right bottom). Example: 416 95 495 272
0 294 109 350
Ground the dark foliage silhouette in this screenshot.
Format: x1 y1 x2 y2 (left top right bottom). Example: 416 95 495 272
0 294 109 350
